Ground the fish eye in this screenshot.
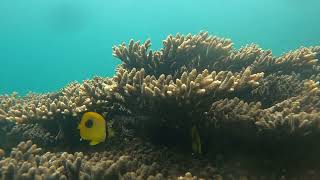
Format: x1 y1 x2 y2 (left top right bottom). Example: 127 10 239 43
85 119 94 128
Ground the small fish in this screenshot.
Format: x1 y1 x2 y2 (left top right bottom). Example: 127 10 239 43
191 125 202 154
78 112 114 146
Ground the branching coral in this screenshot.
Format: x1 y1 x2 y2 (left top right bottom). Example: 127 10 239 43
1 31 320 179
205 79 320 136
254 80 320 134
0 140 221 180
110 32 320 139
0 31 319 143
251 46 320 77
112 31 320 79
112 31 233 77
0 77 121 123
110 66 263 132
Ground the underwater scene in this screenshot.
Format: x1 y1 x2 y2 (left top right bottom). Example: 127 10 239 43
1 0 320 179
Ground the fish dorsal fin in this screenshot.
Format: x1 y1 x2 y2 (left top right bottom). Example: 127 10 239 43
89 141 100 146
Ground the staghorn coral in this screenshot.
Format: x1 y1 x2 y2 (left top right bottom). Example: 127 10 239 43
118 67 263 98
112 31 320 78
112 31 233 77
251 46 320 78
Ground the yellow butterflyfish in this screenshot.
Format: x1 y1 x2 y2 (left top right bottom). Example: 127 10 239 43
78 112 114 146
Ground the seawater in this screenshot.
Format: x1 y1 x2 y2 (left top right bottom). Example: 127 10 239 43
0 0 319 95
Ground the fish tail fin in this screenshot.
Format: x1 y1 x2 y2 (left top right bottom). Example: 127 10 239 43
89 141 100 146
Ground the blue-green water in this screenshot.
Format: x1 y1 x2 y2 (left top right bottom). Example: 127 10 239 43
1 0 319 95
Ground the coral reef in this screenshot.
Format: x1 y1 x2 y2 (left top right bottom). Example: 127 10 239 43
0 32 319 130
1 31 320 179
2 140 320 180
0 138 320 180
0 140 221 180
109 32 320 142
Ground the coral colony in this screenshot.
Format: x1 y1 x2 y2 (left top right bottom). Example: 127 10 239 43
1 32 320 179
